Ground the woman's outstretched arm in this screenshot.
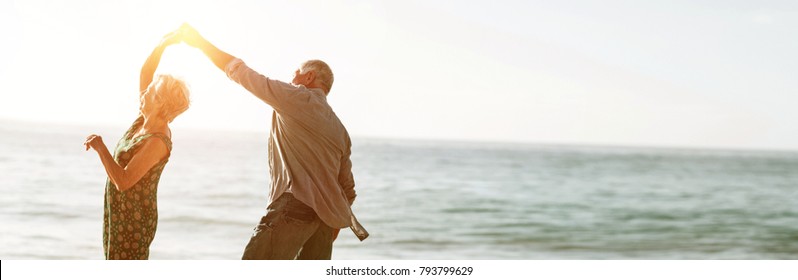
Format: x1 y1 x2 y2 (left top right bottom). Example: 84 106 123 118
139 30 182 95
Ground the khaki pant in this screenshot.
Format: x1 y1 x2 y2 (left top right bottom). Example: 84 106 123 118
242 192 334 260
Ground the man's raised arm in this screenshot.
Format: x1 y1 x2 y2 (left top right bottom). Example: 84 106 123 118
177 23 305 112
179 23 235 72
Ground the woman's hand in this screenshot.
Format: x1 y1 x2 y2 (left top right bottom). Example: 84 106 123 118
84 134 104 151
141 28 181 93
159 29 182 48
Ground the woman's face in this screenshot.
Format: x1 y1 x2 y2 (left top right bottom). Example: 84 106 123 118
139 90 160 118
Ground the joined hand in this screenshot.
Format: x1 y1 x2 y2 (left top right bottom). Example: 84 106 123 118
178 23 204 48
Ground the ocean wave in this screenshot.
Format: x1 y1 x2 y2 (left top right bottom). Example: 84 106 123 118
159 215 251 227
13 210 83 220
440 207 503 214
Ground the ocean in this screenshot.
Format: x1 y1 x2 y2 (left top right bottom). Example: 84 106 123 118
1 119 797 259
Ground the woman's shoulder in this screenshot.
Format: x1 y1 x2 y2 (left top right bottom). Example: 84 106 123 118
131 126 172 150
145 132 172 150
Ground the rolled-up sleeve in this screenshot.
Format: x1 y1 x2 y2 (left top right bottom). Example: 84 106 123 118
224 58 245 76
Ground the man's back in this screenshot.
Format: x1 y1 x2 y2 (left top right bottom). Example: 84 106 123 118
225 59 357 229
179 24 366 259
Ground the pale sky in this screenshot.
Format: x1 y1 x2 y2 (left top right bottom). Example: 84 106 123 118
1 0 796 150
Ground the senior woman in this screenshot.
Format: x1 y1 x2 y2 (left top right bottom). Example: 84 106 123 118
84 31 190 260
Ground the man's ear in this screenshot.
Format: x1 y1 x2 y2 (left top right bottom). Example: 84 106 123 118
306 71 316 83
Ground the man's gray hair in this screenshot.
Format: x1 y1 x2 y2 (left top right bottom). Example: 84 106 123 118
300 60 334 94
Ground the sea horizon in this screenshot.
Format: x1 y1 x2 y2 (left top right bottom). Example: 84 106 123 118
2 117 797 156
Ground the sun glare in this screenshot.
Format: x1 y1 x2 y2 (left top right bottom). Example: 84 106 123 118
133 1 228 84
156 44 201 76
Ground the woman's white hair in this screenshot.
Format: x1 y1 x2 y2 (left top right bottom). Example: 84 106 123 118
148 74 190 123
300 60 334 94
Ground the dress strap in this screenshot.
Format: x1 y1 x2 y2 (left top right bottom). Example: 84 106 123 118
122 115 145 140
146 133 173 152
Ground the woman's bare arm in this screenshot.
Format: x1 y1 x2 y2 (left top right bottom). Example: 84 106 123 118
139 31 182 95
84 134 169 192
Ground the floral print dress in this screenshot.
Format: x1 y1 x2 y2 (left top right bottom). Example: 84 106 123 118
103 116 172 260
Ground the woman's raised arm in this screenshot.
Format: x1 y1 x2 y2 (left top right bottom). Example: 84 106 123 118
139 30 181 95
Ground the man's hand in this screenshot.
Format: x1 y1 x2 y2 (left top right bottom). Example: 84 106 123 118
175 22 235 72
